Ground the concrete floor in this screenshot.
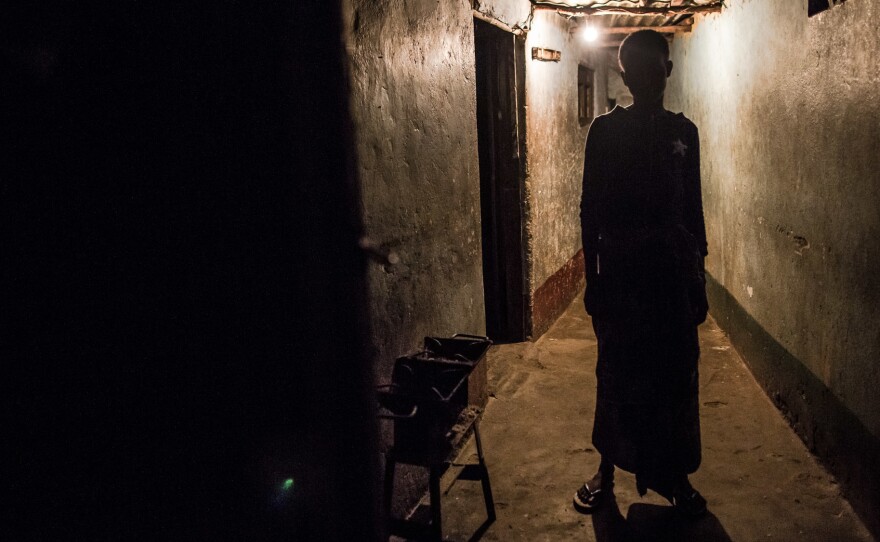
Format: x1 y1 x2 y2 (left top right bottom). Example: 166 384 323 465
398 296 875 542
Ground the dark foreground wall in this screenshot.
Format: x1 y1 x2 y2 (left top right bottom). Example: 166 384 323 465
2 3 378 540
666 0 880 536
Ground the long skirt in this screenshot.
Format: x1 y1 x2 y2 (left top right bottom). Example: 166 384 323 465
588 225 703 494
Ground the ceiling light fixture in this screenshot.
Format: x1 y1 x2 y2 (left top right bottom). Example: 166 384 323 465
582 25 599 43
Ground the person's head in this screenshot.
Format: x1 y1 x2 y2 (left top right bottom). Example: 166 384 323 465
618 30 673 104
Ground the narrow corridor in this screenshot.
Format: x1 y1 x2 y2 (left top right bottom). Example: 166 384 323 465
406 296 874 541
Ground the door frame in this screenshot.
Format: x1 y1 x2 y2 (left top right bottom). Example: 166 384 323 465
473 18 529 343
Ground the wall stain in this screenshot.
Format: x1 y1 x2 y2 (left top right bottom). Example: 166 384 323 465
775 224 810 255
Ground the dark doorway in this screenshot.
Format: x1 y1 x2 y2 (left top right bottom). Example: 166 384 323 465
578 65 595 127
473 19 527 343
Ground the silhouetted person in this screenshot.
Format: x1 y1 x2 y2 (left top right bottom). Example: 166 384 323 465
574 29 709 517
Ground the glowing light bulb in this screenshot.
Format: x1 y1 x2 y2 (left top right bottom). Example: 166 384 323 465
583 26 599 43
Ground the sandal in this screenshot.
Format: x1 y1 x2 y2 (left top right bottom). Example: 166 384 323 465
671 483 707 517
572 478 612 513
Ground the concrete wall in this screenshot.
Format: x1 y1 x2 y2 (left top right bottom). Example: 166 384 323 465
523 12 609 337
525 11 609 295
665 0 880 535
473 0 531 26
348 0 487 373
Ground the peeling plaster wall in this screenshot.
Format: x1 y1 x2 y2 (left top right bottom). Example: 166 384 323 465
525 11 609 294
347 0 485 374
473 0 532 27
666 0 880 533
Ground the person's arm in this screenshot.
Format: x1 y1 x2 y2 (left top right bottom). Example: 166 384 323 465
683 123 709 323
580 118 605 315
683 124 708 260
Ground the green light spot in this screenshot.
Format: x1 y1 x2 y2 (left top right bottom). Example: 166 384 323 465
283 478 294 491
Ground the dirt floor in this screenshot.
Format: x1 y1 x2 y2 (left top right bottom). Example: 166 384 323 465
394 296 875 542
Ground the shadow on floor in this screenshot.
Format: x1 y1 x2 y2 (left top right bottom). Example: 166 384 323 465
401 500 494 542
593 496 733 542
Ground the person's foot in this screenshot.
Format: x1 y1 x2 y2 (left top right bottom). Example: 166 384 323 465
573 470 613 514
670 478 707 517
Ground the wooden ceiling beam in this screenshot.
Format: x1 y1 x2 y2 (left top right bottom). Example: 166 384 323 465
593 33 677 51
598 24 692 33
534 2 722 16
